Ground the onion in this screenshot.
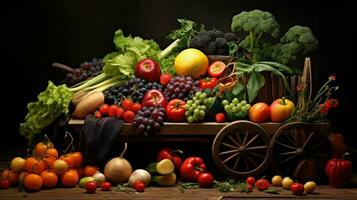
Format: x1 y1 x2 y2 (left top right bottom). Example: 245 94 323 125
92 171 106 186
104 143 132 184
128 169 151 187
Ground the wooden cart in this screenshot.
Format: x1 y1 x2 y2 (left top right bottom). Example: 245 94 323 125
69 119 331 181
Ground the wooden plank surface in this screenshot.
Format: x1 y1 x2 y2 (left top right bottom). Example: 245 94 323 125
1 185 356 200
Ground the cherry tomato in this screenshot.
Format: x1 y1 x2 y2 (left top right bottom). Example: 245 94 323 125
166 99 186 122
108 105 119 117
86 181 97 193
246 176 255 185
255 178 270 191
131 103 142 113
160 73 172 86
199 77 218 90
99 104 110 115
215 113 226 123
244 184 253 192
101 181 112 191
0 180 10 189
197 172 214 188
291 183 304 195
134 181 145 192
122 99 134 111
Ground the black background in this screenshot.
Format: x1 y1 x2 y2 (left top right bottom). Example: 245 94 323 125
2 0 356 153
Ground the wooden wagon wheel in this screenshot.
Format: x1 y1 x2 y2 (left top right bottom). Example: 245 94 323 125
212 120 271 177
270 122 331 182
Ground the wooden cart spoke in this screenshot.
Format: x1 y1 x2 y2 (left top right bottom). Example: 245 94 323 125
278 150 297 156
242 129 249 146
302 131 315 149
277 141 297 150
246 155 258 167
222 142 239 150
220 149 239 156
279 154 297 164
227 134 240 147
248 151 266 159
285 133 298 147
223 152 240 164
233 156 241 171
243 157 250 170
309 142 324 150
246 146 267 151
244 134 259 148
234 130 243 145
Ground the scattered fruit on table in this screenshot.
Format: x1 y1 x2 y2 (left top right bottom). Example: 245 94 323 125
128 169 151 187
0 179 10 189
147 159 175 175
208 61 226 78
197 172 214 188
270 97 295 122
246 176 255 185
180 157 206 182
156 148 183 170
85 181 97 193
244 184 253 192
92 171 106 186
79 177 96 188
166 99 187 122
164 75 201 101
325 152 352 188
101 181 112 191
248 102 270 123
255 177 270 191
304 181 317 193
174 48 209 78
135 58 162 82
215 113 226 123
104 143 132 184
290 182 304 195
133 181 145 192
282 177 294 189
271 175 283 186
1 169 19 186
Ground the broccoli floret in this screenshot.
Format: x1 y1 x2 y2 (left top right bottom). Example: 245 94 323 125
271 25 318 64
224 32 238 42
215 37 228 48
231 10 280 53
189 35 211 48
212 30 225 38
204 41 216 55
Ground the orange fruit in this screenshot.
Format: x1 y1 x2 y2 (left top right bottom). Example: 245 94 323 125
60 155 74 168
40 171 58 188
33 142 49 156
61 169 79 187
52 159 68 175
24 157 46 175
23 173 43 191
18 171 29 184
10 157 26 173
45 148 58 159
1 169 19 185
69 152 83 168
174 48 209 78
83 165 99 177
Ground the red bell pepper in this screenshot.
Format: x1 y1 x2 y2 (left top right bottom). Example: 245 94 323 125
156 148 183 170
180 157 206 182
325 152 352 188
199 77 218 90
208 61 226 78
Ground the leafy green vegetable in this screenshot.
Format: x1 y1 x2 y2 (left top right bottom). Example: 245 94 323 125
158 53 177 75
246 72 265 102
179 182 200 193
19 81 73 145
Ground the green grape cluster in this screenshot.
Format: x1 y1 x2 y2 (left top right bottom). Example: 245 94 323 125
222 98 251 115
184 91 208 123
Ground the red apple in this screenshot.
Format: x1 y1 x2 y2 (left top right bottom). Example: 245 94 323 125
142 89 167 108
248 102 270 123
270 97 295 122
135 58 161 82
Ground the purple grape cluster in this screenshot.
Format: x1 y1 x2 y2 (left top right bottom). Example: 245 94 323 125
133 106 166 136
163 76 201 101
63 58 104 86
104 77 163 104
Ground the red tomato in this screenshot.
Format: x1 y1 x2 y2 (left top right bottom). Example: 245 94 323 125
215 113 226 123
246 176 255 185
244 184 253 192
0 180 10 189
291 183 304 195
86 181 97 193
116 107 124 118
101 181 112 191
197 172 214 188
108 105 119 117
208 61 226 78
134 181 145 192
255 178 270 191
123 110 135 123
95 111 102 118
166 99 186 122
160 73 173 86
199 77 218 90
122 99 134 111
99 104 110 115
131 103 142 113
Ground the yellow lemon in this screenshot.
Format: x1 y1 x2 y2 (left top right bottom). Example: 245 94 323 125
304 181 317 193
282 177 294 189
174 48 209 78
271 175 283 186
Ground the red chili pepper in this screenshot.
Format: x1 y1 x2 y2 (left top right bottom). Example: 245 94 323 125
156 148 183 170
180 157 206 182
199 77 218 90
208 61 226 78
325 153 352 188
